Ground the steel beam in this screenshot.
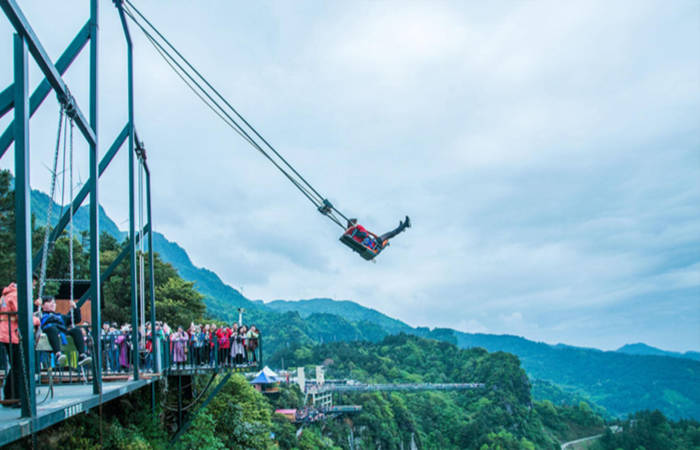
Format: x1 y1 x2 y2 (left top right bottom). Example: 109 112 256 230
0 0 95 147
115 0 140 381
32 124 129 272
89 0 101 396
171 372 233 444
0 84 12 117
146 164 160 373
13 32 36 419
0 379 158 448
0 21 90 125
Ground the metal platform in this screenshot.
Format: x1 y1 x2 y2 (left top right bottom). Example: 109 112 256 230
166 363 259 376
0 378 158 447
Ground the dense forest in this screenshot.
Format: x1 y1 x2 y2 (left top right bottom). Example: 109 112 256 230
5 334 698 449
594 410 700 450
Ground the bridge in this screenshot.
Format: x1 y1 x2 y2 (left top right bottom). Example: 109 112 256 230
307 382 486 394
296 366 485 422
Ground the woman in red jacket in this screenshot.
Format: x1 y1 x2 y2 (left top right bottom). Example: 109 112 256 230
1 283 39 407
216 325 231 367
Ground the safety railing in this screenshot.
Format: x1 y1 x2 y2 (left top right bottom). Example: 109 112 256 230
1 312 100 407
98 330 262 375
0 311 21 406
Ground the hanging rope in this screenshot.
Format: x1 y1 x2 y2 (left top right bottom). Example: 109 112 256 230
137 150 146 348
125 10 328 220
38 106 66 300
120 1 351 229
68 115 75 327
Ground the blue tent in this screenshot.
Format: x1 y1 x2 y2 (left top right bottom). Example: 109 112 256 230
250 371 277 384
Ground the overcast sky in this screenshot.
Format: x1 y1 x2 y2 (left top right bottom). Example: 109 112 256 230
1 1 698 352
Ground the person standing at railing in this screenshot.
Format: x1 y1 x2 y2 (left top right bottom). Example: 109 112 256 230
201 324 211 366
171 326 188 369
154 322 166 370
107 323 121 373
208 324 217 367
216 324 231 367
231 323 244 365
0 283 22 407
144 322 153 371
116 325 131 372
246 325 259 363
194 324 206 366
239 325 248 363
188 324 199 366
100 323 111 372
1 283 39 407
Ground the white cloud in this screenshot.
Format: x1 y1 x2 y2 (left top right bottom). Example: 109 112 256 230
0 0 698 352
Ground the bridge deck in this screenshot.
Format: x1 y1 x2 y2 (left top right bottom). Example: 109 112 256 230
309 382 485 393
0 378 158 447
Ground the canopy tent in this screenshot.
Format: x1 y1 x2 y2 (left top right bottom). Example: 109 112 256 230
255 366 278 380
250 371 277 385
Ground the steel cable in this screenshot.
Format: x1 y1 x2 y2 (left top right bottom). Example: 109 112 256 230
122 3 349 228
124 0 328 203
123 7 327 216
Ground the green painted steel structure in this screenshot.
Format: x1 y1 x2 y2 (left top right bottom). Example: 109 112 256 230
0 2 264 447
0 0 154 428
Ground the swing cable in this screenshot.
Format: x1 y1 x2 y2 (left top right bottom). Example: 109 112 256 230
121 1 351 229
37 104 66 301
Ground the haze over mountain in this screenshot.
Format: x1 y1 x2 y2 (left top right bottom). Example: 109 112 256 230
617 343 700 362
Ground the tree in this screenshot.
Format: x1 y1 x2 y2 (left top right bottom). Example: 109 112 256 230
99 234 205 326
201 374 273 449
0 170 15 286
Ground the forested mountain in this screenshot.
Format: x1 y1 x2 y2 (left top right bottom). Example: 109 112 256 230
617 343 700 361
266 334 608 449
453 331 700 420
262 296 700 420
30 189 260 320
27 186 700 421
266 298 412 335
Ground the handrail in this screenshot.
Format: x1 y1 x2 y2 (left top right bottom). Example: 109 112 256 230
97 330 262 375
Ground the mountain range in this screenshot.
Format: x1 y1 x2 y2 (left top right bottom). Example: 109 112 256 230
617 343 700 361
31 188 700 420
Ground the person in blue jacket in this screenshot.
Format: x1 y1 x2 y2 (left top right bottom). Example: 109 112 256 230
40 296 91 366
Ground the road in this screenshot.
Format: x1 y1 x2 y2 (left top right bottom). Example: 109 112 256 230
561 426 620 450
560 433 603 449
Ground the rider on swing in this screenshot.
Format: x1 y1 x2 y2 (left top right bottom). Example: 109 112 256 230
40 296 91 367
346 215 411 250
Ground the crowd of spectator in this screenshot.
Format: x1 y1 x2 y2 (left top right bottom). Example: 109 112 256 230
100 321 261 372
2 277 262 408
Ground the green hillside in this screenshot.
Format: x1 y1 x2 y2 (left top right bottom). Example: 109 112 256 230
266 298 412 335
31 189 125 241
275 333 606 449
617 343 700 362
30 189 260 320
8 334 632 450
454 331 700 420
262 297 700 420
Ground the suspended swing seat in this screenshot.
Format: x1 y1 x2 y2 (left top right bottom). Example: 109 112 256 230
339 225 386 261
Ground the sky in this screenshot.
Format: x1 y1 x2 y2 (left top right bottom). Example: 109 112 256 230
1 1 698 352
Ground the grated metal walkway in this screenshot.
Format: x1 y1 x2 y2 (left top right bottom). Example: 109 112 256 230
0 378 158 447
